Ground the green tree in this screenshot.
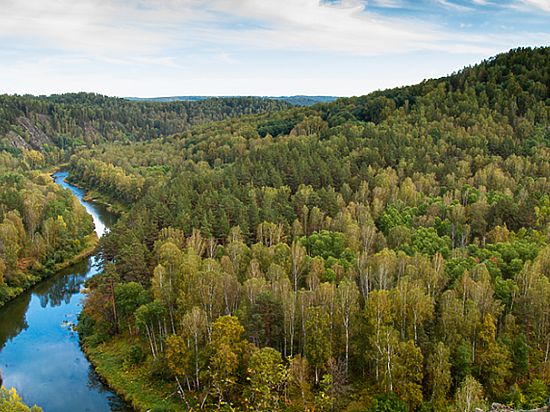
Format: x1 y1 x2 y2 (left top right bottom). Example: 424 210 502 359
455 375 485 412
394 340 423 410
247 347 287 411
304 306 332 384
0 387 42 412
427 342 452 410
477 314 512 398
209 315 248 409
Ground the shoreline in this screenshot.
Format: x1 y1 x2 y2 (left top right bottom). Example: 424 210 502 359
68 180 127 216
82 337 184 411
0 231 98 310
50 167 125 215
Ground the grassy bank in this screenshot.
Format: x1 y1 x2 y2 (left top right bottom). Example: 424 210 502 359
83 337 184 412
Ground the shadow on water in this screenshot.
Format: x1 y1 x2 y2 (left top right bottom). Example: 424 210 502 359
0 172 132 412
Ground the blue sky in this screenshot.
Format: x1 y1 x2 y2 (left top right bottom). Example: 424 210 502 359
0 0 548 97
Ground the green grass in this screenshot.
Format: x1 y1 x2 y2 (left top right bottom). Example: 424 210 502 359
84 337 185 411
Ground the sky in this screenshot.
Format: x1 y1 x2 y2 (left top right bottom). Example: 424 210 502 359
0 0 549 97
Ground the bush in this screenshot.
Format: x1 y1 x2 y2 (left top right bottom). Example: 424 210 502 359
123 345 146 369
367 393 407 412
147 355 173 381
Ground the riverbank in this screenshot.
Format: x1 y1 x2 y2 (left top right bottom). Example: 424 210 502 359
81 189 127 215
0 232 98 310
83 337 184 411
49 167 127 215
0 169 131 411
53 233 98 272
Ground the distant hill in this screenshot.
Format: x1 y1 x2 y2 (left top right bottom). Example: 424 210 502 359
125 95 339 106
0 94 292 153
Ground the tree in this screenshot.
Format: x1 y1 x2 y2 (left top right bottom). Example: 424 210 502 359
153 241 183 333
304 306 332 384
0 387 43 412
288 355 312 412
165 334 192 408
477 314 512 398
336 277 359 376
247 347 287 411
455 375 485 412
135 300 167 358
181 306 208 390
366 290 398 390
523 379 549 409
367 392 407 412
114 282 150 334
427 342 452 409
209 315 247 409
290 240 306 292
394 340 423 410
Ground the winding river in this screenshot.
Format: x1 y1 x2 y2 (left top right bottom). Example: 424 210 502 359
0 172 131 411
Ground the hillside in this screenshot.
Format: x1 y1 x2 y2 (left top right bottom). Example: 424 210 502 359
126 95 339 106
66 47 550 411
0 94 291 156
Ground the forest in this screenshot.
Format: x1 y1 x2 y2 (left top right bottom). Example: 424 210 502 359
0 47 549 411
0 152 95 308
0 93 291 158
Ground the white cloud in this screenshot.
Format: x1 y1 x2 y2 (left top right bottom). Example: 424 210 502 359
0 0 548 96
434 0 473 11
0 0 521 62
369 0 403 7
521 0 550 11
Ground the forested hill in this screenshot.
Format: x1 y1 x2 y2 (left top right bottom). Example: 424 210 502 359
0 93 292 155
322 46 548 132
71 47 550 411
127 95 339 106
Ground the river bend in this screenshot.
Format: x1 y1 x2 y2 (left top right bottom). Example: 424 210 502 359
0 171 130 412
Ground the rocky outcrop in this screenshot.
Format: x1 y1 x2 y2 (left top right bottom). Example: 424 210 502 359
6 130 31 150
475 403 549 412
16 117 54 150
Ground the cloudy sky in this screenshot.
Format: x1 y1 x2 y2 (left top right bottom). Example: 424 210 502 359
1 0 549 97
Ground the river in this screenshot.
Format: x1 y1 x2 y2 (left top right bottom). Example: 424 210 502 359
0 171 131 412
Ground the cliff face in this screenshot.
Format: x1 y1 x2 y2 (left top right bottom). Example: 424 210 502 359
16 117 54 150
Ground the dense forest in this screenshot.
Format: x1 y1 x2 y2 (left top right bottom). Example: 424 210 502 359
58 47 550 411
0 152 95 308
0 47 548 411
127 96 338 107
0 93 292 159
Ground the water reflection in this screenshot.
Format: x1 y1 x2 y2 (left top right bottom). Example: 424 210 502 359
0 294 30 352
0 173 131 412
35 260 89 309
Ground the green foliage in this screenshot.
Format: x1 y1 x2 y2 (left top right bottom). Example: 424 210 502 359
0 170 95 308
247 347 287 411
0 387 42 412
123 345 146 369
523 379 549 409
0 94 292 156
301 230 355 265
401 227 451 257
378 205 416 234
367 393 407 412
72 47 550 412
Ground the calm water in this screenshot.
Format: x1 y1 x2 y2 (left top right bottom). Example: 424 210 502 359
0 172 131 412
